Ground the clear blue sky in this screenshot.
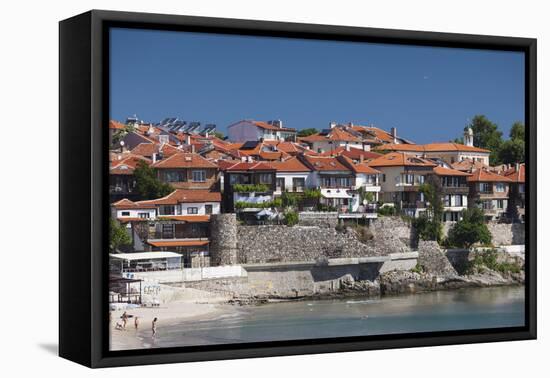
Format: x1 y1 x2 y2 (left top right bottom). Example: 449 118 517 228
110 28 525 144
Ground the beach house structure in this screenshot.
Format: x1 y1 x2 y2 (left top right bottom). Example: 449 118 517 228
467 169 513 220
227 120 297 142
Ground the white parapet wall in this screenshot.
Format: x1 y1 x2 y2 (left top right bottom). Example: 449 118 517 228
129 265 246 283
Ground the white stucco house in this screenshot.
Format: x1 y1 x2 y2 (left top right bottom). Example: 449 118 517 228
227 120 297 142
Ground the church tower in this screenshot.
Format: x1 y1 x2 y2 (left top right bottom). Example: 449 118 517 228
463 126 474 147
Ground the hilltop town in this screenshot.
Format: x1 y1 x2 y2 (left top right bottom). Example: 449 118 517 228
108 117 525 305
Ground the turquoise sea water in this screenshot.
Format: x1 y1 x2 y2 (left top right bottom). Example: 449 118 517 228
138 286 525 349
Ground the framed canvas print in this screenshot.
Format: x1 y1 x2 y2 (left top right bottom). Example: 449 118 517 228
59 10 536 368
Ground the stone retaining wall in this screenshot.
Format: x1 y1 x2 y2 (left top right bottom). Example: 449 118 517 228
443 221 524 246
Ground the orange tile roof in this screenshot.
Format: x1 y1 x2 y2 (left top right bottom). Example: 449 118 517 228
467 169 513 183
433 166 472 177
110 155 151 175
502 164 525 183
137 189 222 205
318 146 381 160
131 142 181 158
147 240 210 247
368 152 437 168
338 155 381 174
270 157 312 172
222 161 275 171
109 120 126 130
451 158 489 172
375 143 490 153
252 121 296 132
152 152 218 169
112 199 156 209
301 128 362 143
301 155 351 172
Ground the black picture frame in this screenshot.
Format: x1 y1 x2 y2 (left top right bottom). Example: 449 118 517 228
59 9 537 368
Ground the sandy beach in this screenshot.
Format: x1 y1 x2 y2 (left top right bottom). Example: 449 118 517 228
109 286 234 350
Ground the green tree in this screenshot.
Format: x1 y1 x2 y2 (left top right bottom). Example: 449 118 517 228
297 128 319 137
414 176 444 242
498 122 525 164
447 207 492 248
133 160 174 200
467 115 503 165
509 122 525 141
498 138 525 164
110 218 132 253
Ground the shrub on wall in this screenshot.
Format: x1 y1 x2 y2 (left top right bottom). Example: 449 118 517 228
283 210 299 226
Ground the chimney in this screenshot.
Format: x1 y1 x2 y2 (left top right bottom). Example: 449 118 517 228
247 156 253 163
329 122 337 129
186 135 191 145
152 153 157 164
241 156 247 162
272 119 283 128
191 144 196 153
360 154 364 163
515 162 520 171
362 143 371 152
390 127 397 144
345 143 351 151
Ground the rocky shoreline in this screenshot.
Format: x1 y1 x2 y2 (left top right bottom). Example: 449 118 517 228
228 267 524 305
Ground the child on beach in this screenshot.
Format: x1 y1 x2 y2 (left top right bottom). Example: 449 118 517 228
152 317 158 337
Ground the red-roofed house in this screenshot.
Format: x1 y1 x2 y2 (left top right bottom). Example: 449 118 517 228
227 120 297 142
467 169 513 220
111 189 222 266
270 157 312 195
152 152 219 190
109 155 151 202
221 160 277 212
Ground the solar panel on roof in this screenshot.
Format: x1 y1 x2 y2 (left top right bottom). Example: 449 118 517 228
241 141 259 150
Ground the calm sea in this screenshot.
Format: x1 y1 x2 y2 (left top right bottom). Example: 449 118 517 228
139 286 525 349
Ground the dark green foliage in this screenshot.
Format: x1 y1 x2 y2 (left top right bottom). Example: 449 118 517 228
414 176 444 242
377 206 396 216
412 214 443 242
467 249 521 274
235 198 282 209
468 115 503 164
109 218 132 253
280 191 299 208
447 208 492 248
317 203 337 212
133 161 173 200
297 128 319 137
283 210 299 226
498 122 525 164
232 183 269 193
303 188 321 200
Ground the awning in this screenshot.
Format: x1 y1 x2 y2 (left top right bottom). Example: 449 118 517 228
147 240 210 247
321 188 353 199
158 215 211 222
110 252 182 261
117 217 148 223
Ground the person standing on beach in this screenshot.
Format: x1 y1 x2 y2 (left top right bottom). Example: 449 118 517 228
122 311 128 329
152 317 158 337
134 316 139 330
